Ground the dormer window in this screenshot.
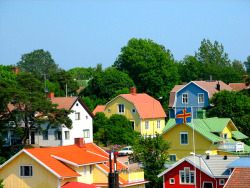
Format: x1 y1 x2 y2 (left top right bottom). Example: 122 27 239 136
182 94 188 104
118 104 125 114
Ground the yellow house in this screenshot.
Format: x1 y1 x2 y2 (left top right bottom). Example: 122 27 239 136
161 117 249 161
93 87 167 136
0 138 148 188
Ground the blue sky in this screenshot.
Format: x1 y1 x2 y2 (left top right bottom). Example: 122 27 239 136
0 0 249 70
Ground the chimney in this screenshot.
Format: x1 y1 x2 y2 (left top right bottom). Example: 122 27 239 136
46 92 54 99
130 87 136 95
243 75 248 83
223 155 227 160
208 75 212 81
74 138 85 148
11 68 19 75
216 81 220 91
206 155 210 160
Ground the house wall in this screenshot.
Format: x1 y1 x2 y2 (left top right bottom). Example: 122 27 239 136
141 118 165 135
93 165 108 183
163 160 226 188
221 121 237 139
171 83 210 119
34 99 93 147
161 124 215 160
0 152 58 188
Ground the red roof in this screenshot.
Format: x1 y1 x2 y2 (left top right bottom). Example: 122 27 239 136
120 93 166 119
93 105 105 115
62 182 96 188
229 83 249 91
50 97 78 110
224 168 250 188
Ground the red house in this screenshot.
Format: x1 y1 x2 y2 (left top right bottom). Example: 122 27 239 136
158 155 240 188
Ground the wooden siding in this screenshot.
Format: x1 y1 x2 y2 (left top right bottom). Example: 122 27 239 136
0 152 58 188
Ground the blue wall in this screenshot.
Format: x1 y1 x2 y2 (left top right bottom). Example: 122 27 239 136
169 82 210 119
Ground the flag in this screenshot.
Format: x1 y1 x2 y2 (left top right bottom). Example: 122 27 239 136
175 108 192 124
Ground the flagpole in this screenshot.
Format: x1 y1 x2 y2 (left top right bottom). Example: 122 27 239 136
192 105 196 188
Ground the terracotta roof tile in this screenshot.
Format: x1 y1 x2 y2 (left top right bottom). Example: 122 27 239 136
120 94 166 119
224 168 250 188
229 83 249 91
62 182 96 188
50 97 78 110
92 105 105 115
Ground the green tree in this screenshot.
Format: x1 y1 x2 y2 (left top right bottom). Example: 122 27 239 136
195 39 242 84
93 113 139 145
244 55 250 74
0 72 73 147
0 65 17 84
80 69 134 103
49 70 78 97
17 49 60 80
68 67 94 80
114 38 180 110
130 134 171 188
232 60 247 76
206 90 250 137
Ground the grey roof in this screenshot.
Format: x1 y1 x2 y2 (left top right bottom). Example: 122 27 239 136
227 156 250 168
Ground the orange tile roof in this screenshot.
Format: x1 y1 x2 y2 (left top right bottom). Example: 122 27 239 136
229 83 249 91
25 143 110 178
92 105 105 115
62 182 96 188
50 97 78 110
120 94 167 119
224 168 250 188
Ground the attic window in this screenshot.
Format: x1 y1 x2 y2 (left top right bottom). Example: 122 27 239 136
76 103 79 106
20 166 33 177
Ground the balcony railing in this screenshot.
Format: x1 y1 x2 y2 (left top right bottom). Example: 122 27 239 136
218 142 244 152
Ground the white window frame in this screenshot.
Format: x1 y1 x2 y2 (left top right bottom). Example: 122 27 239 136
83 129 90 138
198 93 204 103
131 108 136 114
179 167 195 184
145 121 149 131
157 120 161 130
180 132 188 145
20 165 33 177
169 154 177 162
75 112 80 120
83 166 87 175
170 178 175 184
65 131 70 140
118 104 125 114
54 131 62 140
90 165 93 175
182 93 188 104
219 179 225 185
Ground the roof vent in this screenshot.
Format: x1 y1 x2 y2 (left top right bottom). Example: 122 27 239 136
206 155 210 160
224 155 227 160
217 81 220 91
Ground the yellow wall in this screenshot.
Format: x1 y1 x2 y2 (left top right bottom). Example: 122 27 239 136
161 124 214 160
221 121 237 138
76 165 94 184
0 152 58 188
60 177 77 187
93 165 108 183
104 96 165 135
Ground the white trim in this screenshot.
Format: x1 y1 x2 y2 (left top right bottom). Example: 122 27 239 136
198 93 204 103
182 93 188 104
145 121 149 131
51 155 79 167
219 179 225 185
223 167 235 188
117 104 125 114
169 178 175 184
0 150 23 169
157 120 161 130
86 150 109 160
180 132 189 145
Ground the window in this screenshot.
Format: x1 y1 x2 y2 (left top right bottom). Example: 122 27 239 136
83 129 90 138
83 166 87 175
220 133 228 139
179 167 195 184
65 131 70 140
108 109 111 113
131 108 136 114
182 94 188 104
180 132 188 145
145 121 149 131
203 182 213 188
75 112 80 120
198 93 204 103
20 165 33 177
131 121 135 130
118 104 125 114
170 178 175 184
157 120 161 130
90 165 93 174
54 131 62 140
169 154 176 162
42 130 48 140
219 179 225 185
86 116 88 119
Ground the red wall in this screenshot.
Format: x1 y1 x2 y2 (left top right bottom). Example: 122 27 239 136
163 161 227 188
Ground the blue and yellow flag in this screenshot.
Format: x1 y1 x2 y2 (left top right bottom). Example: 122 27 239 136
175 108 192 124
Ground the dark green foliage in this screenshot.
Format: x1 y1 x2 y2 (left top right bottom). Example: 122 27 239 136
17 49 60 80
114 38 180 113
206 90 250 137
232 60 247 76
130 134 171 188
80 68 134 103
49 70 78 97
0 65 17 84
0 178 4 188
244 56 250 74
93 113 139 145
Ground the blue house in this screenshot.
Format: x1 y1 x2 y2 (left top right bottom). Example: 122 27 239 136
168 80 232 118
